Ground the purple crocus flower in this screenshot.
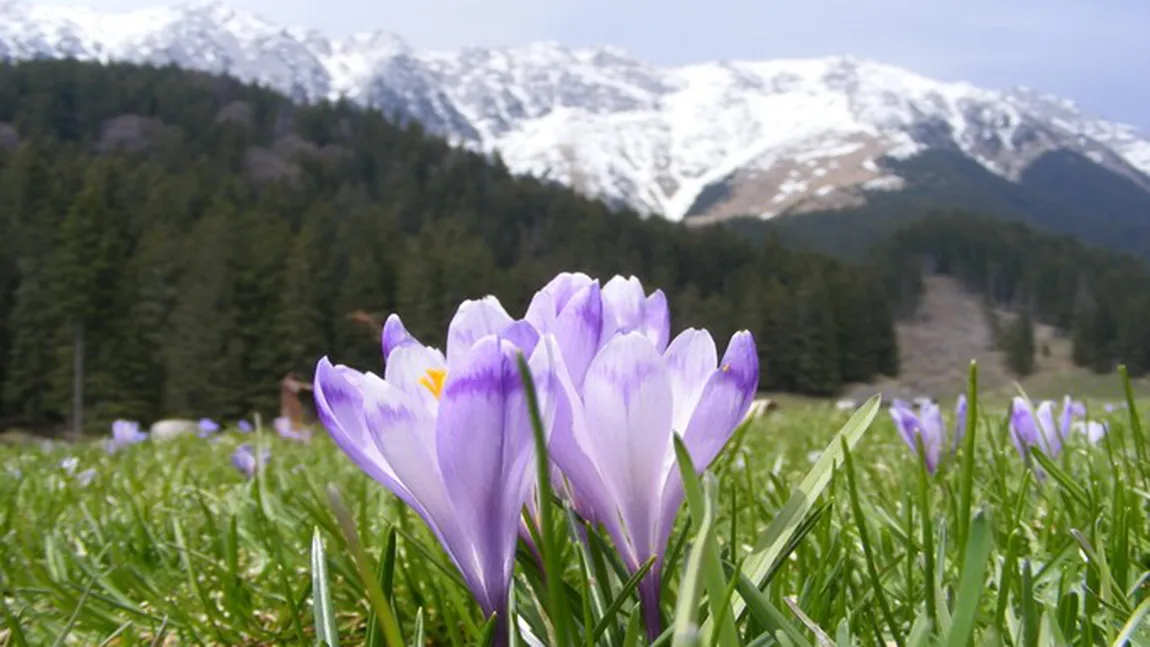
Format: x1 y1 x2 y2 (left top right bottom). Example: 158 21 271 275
1077 420 1109 444
1009 396 1082 461
237 419 254 433
60 456 79 475
232 443 270 478
197 418 220 438
106 419 147 454
1057 396 1086 440
75 468 97 487
274 416 312 442
520 273 607 534
316 303 564 643
599 275 671 352
546 324 758 639
889 399 947 474
953 394 968 449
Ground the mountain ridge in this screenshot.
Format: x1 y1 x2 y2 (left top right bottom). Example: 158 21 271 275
3 0 1150 224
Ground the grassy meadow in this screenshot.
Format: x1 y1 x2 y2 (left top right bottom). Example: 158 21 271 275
1 368 1149 646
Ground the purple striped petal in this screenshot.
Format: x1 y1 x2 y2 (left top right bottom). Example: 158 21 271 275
678 331 758 472
652 331 759 561
642 290 671 353
601 276 646 338
434 336 533 614
919 401 945 473
382 313 417 360
664 328 718 432
1058 395 1085 439
356 371 479 591
580 331 673 569
1009 397 1038 460
888 404 920 454
313 358 423 515
500 319 541 357
551 281 603 386
542 272 594 313
446 296 515 366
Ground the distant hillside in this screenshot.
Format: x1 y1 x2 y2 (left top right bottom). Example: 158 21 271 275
728 149 1150 260
867 214 1150 382
0 59 898 433
843 275 1083 400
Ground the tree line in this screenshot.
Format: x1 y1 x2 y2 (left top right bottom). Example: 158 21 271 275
872 212 1150 377
0 60 899 432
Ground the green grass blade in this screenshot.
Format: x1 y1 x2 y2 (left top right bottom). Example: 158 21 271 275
731 395 881 622
517 352 571 647
311 527 339 647
672 474 719 647
673 434 739 647
328 486 405 647
945 509 994 647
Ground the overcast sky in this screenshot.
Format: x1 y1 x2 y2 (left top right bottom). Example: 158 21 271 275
72 0 1150 129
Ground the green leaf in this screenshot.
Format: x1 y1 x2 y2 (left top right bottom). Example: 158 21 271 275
311 528 339 647
729 395 881 623
328 486 405 647
945 509 994 647
673 435 739 647
672 474 719 647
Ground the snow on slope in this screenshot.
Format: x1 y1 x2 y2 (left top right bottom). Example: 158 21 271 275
3 0 1149 221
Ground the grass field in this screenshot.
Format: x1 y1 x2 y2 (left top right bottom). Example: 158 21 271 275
1 368 1149 646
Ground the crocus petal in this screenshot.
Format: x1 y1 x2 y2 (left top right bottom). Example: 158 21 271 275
434 336 536 613
1059 396 1085 439
601 276 647 338
524 291 557 333
1083 421 1108 444
889 405 921 454
550 281 603 386
642 290 671 353
953 394 968 451
1009 397 1038 460
314 358 424 515
678 331 759 472
1035 401 1061 457
654 331 758 559
547 359 615 530
356 371 481 596
919 402 945 473
384 343 447 415
381 313 417 360
580 331 674 568
664 328 718 433
446 296 516 366
529 272 595 318
499 320 541 357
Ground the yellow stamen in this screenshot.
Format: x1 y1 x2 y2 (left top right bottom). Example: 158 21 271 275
720 364 731 373
419 368 447 399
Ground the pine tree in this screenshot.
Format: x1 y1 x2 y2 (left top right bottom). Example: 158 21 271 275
789 272 842 395
1003 311 1037 377
48 160 133 431
276 204 336 376
163 208 239 418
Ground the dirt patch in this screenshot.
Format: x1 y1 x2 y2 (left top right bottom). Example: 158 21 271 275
845 275 1077 400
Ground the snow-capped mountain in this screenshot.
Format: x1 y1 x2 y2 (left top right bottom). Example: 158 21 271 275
4 0 1149 223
